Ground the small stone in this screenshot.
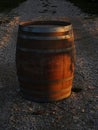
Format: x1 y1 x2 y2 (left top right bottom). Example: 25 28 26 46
88 86 95 89
50 111 56 115
81 109 85 112
90 110 94 113
28 107 33 111
73 116 79 120
56 116 62 120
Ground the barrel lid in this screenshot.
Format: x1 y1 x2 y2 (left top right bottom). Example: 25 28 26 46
19 21 72 33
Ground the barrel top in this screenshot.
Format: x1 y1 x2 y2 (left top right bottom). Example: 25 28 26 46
19 21 72 33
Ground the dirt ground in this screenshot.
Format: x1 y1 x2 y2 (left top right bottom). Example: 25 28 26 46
0 0 98 130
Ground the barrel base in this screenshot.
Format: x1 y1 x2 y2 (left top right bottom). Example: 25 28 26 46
20 88 71 103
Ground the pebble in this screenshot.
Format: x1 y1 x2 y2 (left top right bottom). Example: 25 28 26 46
81 109 85 113
73 116 79 120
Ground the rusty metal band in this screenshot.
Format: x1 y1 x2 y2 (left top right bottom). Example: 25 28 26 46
20 86 71 95
19 76 74 84
17 45 75 54
20 26 72 33
19 34 71 40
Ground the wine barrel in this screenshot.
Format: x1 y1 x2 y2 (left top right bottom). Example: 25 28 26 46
16 20 76 102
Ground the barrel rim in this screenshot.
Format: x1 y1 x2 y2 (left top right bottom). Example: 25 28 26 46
19 20 72 26
19 21 72 33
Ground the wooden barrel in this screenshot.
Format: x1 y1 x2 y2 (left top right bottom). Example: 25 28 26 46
16 20 76 102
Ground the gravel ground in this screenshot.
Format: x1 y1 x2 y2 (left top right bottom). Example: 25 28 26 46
0 0 98 130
